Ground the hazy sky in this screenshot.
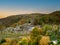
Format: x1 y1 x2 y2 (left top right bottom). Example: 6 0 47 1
0 0 60 18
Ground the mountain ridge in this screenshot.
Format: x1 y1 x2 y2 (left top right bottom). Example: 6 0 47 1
0 11 60 28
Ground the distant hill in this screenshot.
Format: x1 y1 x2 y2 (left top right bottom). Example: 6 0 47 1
0 11 60 28
50 11 60 15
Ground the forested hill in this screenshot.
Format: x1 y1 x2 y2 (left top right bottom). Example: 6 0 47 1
0 11 60 28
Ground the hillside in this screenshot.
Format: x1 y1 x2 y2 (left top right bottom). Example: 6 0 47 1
0 11 60 28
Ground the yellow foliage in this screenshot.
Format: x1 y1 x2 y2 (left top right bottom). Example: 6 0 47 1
5 38 11 43
21 36 31 42
10 39 18 45
39 36 50 45
31 27 43 37
1 43 10 45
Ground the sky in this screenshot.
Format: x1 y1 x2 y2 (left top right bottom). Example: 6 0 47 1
0 0 60 18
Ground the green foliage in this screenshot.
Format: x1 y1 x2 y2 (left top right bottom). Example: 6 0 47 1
42 24 52 31
0 39 6 44
30 27 43 39
42 24 52 35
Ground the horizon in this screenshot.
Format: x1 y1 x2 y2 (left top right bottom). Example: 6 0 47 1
0 0 60 18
